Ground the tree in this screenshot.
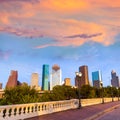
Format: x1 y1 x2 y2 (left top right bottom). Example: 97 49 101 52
52 85 77 100
40 85 78 102
80 85 96 98
0 84 39 105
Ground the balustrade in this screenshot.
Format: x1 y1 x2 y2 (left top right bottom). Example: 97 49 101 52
0 98 119 120
0 99 78 120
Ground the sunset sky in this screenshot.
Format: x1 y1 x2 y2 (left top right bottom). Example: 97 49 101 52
0 0 120 88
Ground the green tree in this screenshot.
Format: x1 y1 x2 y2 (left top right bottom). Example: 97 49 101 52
40 85 77 102
0 84 39 105
80 85 96 98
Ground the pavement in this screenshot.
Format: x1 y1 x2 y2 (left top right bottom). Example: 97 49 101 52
95 104 120 120
25 101 120 120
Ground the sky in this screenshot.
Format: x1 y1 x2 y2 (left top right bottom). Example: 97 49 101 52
0 0 120 88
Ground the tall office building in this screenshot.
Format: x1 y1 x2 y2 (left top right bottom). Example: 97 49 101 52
75 65 89 88
0 83 2 89
64 78 71 86
111 70 120 88
31 73 39 88
92 70 102 88
42 64 49 90
50 64 62 90
6 70 18 88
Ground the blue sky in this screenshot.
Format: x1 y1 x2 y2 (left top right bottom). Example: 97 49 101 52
0 0 120 88
1 33 120 88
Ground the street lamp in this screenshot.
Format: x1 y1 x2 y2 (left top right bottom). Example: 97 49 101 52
75 72 82 109
100 81 104 104
116 87 119 101
111 85 114 102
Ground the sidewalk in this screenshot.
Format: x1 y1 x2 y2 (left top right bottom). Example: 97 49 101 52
26 101 120 120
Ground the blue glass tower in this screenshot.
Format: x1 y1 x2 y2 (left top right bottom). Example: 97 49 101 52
92 70 102 88
42 64 49 90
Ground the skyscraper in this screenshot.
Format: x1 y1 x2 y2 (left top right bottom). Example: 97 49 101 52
42 64 49 90
31 73 39 88
50 64 62 90
92 70 102 88
6 70 18 88
0 83 2 89
111 70 120 88
75 65 89 88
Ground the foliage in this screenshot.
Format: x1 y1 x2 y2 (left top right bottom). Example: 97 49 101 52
40 85 78 102
80 85 96 98
0 84 39 105
0 84 120 105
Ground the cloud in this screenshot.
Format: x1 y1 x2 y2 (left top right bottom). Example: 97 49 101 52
0 50 11 60
0 0 120 48
65 33 103 39
39 0 89 12
89 0 120 8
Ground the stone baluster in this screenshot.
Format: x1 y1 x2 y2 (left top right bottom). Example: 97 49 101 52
20 106 24 115
0 109 4 119
28 106 31 113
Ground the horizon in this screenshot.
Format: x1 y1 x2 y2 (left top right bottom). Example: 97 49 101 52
0 0 120 88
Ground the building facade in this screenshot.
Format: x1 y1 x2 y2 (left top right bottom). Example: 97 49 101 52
92 70 102 88
0 83 2 89
75 65 89 88
111 70 120 88
6 70 18 88
50 64 62 90
31 73 39 88
64 78 71 86
42 64 49 90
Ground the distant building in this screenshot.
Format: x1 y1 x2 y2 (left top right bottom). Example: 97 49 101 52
6 70 18 88
0 83 2 89
64 78 71 86
50 64 62 90
75 65 89 88
31 73 39 88
17 80 22 86
111 70 120 88
42 64 49 90
92 70 102 88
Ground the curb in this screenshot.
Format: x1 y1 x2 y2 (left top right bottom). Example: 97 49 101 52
84 104 120 120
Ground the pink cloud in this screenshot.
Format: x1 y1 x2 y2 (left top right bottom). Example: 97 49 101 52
88 0 120 8
0 0 119 48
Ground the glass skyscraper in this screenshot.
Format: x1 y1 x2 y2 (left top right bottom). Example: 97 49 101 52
111 70 120 88
92 70 102 88
42 64 49 90
50 64 62 90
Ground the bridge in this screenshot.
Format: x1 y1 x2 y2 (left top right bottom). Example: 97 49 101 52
0 98 120 120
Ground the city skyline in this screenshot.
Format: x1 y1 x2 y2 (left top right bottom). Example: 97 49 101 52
0 0 120 88
3 65 120 89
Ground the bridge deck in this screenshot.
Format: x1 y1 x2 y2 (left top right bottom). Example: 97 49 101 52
25 101 120 120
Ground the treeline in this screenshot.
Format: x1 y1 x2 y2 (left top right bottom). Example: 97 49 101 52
0 84 119 105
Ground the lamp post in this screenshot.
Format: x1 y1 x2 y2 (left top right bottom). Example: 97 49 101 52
75 72 82 109
116 87 119 101
100 81 104 104
111 85 114 102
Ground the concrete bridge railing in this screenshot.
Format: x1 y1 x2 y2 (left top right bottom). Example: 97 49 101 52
0 99 78 120
0 97 119 120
